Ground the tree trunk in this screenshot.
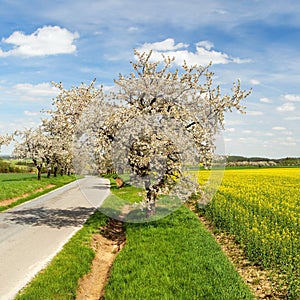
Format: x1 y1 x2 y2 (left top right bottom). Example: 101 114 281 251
37 166 42 181
145 180 157 218
47 167 51 178
115 177 124 188
146 201 156 217
54 166 58 177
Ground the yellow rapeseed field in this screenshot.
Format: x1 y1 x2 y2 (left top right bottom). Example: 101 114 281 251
200 167 299 298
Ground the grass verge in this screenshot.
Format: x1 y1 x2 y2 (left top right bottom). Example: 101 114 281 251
99 177 143 220
15 210 108 300
0 173 76 212
101 177 182 223
103 204 254 299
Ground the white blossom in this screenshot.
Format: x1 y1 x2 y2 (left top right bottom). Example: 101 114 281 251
0 133 13 151
73 49 251 220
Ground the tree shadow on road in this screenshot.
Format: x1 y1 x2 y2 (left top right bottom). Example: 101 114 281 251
4 207 96 228
88 184 111 190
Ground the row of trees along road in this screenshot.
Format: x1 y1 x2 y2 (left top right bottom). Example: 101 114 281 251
1 50 251 216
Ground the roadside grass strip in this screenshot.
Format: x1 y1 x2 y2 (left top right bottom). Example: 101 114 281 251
101 177 182 223
99 176 143 220
103 205 254 299
0 173 76 211
15 210 108 300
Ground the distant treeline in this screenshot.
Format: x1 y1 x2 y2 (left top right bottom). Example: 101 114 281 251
1 155 299 173
0 157 34 173
227 156 300 166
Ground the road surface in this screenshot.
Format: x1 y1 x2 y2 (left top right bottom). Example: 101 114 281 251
0 176 110 300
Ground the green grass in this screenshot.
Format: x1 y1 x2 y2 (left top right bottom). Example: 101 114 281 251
16 210 108 300
100 177 182 222
99 177 143 220
0 173 76 211
109 177 142 203
103 205 254 299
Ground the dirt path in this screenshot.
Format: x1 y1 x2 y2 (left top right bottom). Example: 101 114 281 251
76 218 125 300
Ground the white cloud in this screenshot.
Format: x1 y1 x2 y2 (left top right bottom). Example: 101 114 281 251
212 9 228 15
223 119 243 126
93 31 103 36
226 127 235 132
0 118 41 136
276 102 296 112
283 94 300 102
286 137 299 143
272 126 286 130
102 84 121 93
196 40 214 50
224 138 232 142
14 82 59 96
250 79 260 85
8 82 60 101
138 38 189 52
279 141 297 146
0 26 79 57
24 110 40 116
136 38 251 66
247 110 264 116
238 137 258 142
260 97 272 103
284 116 300 121
128 26 139 32
283 131 293 135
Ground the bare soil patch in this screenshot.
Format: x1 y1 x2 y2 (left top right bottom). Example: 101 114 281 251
76 218 125 300
0 184 55 207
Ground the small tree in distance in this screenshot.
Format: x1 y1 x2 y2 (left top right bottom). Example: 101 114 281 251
75 49 251 217
0 133 13 152
13 128 50 180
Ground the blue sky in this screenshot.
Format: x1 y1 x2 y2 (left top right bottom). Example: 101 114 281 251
0 0 299 158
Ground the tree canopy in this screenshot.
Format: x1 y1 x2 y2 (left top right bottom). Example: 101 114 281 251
74 50 251 218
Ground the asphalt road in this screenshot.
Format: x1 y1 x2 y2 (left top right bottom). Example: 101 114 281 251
0 176 110 300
